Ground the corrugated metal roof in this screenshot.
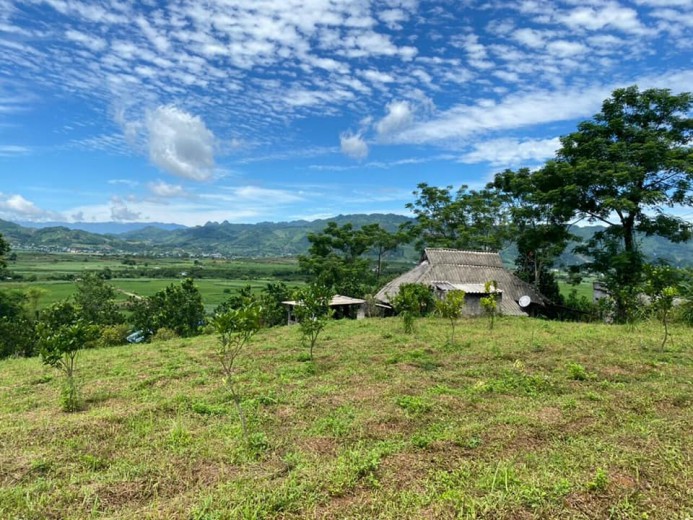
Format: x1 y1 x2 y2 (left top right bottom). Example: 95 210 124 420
424 248 504 268
282 295 366 307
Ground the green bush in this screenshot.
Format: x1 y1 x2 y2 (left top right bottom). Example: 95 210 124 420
98 324 131 347
151 328 179 342
566 362 588 381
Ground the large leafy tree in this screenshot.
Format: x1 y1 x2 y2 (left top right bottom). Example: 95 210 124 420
403 183 508 251
491 168 574 303
539 86 692 320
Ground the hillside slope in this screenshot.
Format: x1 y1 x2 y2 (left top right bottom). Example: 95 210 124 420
1 317 690 518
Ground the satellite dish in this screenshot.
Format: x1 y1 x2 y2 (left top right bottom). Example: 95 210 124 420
519 295 531 308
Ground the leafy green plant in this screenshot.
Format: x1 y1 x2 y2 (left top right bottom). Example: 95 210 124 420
566 362 588 381
213 300 262 440
37 315 99 412
587 468 609 492
391 283 434 334
643 264 681 349
293 284 333 360
151 327 179 342
98 324 131 347
435 289 466 344
480 280 499 330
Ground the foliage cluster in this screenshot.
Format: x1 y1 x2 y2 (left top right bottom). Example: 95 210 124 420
391 283 435 333
128 278 205 340
298 222 404 298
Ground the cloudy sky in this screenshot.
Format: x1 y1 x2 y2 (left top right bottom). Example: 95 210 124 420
0 0 691 226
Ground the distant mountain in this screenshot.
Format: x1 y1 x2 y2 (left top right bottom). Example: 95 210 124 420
0 214 414 258
2 216 692 266
16 221 186 235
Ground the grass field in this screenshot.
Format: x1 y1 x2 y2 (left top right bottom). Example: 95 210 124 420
1 278 301 313
1 317 690 519
3 253 307 312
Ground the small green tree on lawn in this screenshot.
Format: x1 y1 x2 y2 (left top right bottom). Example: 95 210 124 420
435 289 466 344
213 301 263 440
480 280 499 330
37 308 98 412
643 264 680 350
293 284 333 360
391 283 435 334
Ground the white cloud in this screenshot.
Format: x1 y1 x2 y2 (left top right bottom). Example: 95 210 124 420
557 4 650 35
512 28 545 48
108 179 139 188
546 40 587 58
460 137 561 167
0 193 54 220
64 29 107 52
376 100 413 136
340 132 369 159
148 180 188 198
110 196 141 221
146 106 215 181
0 145 31 156
393 85 614 145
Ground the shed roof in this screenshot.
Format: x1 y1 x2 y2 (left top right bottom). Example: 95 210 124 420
282 295 366 307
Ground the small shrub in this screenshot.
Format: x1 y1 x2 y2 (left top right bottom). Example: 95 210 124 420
391 283 434 334
480 280 500 330
293 284 333 360
98 324 130 347
587 468 609 492
567 362 588 381
396 395 431 415
151 328 179 342
213 301 262 441
435 289 466 344
37 310 99 412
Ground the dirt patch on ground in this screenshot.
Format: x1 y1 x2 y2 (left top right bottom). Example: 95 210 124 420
535 406 563 425
298 436 339 458
378 451 432 494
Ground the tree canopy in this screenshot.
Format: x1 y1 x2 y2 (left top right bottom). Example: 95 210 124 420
403 183 507 251
298 222 403 297
536 85 692 319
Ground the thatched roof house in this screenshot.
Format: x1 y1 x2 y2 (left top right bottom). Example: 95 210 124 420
375 248 545 316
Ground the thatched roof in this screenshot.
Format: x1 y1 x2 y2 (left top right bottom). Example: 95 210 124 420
375 248 545 316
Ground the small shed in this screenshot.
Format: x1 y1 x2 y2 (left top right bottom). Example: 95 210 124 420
282 294 367 325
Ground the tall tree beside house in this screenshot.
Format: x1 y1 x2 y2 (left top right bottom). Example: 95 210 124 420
536 86 692 321
490 168 574 304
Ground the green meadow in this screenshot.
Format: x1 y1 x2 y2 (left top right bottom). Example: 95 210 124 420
0 316 690 519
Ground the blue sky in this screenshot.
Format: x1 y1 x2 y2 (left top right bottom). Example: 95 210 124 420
0 0 691 226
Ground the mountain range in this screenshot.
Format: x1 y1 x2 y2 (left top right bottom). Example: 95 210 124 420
1 216 692 267
0 215 412 258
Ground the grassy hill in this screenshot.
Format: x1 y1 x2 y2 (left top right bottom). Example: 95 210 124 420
1 317 690 518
